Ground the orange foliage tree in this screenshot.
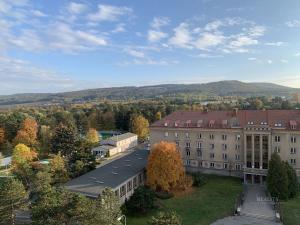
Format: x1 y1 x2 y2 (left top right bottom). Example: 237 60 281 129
86 128 99 144
0 127 5 145
14 118 38 147
147 141 185 192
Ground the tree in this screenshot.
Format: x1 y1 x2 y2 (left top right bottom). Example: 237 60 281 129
49 153 69 184
253 98 263 109
125 186 155 214
0 127 5 145
131 115 149 141
39 125 51 156
267 153 289 200
51 123 76 157
148 211 182 225
86 128 99 145
4 112 26 142
13 118 38 147
155 112 162 121
285 161 299 198
147 141 185 192
0 178 27 225
73 111 89 135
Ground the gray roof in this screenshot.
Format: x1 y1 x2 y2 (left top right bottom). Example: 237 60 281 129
92 145 116 151
65 149 149 198
0 156 11 167
109 132 137 142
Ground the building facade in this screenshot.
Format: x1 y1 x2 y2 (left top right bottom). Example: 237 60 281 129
150 110 300 184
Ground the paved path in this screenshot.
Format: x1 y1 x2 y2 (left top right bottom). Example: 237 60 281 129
211 185 282 225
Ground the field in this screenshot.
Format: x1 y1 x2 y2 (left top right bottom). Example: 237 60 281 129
127 175 243 225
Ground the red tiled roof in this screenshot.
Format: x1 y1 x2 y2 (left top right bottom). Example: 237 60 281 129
150 110 300 130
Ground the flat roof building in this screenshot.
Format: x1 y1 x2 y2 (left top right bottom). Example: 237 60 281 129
65 149 149 203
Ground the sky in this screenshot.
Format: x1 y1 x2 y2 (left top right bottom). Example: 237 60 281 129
1 0 300 95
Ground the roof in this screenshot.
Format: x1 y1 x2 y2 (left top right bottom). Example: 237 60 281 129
65 149 149 198
109 132 137 142
91 145 117 151
150 110 300 131
0 156 11 167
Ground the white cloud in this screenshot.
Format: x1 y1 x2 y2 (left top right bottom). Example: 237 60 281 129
267 59 272 64
111 23 126 33
31 10 47 17
148 30 168 42
67 2 87 14
120 58 178 66
281 59 288 63
151 17 170 29
204 20 223 31
194 32 225 50
197 53 223 58
295 52 300 57
286 20 300 28
248 57 257 61
248 25 265 37
230 36 258 47
124 48 145 58
87 4 132 22
169 23 193 49
265 42 286 46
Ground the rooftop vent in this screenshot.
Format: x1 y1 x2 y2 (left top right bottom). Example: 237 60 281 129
112 172 118 175
95 181 104 184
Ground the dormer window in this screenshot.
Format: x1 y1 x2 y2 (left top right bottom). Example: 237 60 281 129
185 120 191 127
290 120 297 130
197 120 203 127
209 120 215 128
174 120 180 127
222 120 228 127
248 121 254 125
164 121 168 127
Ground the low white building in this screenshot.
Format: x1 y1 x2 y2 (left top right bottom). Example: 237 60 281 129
92 132 138 158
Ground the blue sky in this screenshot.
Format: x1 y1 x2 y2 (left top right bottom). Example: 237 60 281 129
1 0 300 94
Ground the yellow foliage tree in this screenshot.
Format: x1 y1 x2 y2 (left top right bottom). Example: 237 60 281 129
131 115 149 141
0 127 5 144
12 144 37 171
14 118 38 147
86 128 99 144
155 112 162 121
147 141 185 192
50 153 69 184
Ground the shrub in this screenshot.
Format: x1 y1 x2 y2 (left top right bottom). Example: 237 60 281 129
148 211 182 225
155 191 174 199
125 186 156 214
190 172 208 187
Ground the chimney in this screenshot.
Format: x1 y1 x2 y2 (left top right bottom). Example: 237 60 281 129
233 108 238 117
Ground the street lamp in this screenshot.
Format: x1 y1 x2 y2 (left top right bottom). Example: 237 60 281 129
117 215 126 225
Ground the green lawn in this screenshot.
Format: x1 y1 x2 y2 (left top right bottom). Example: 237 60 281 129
282 194 300 225
127 175 243 225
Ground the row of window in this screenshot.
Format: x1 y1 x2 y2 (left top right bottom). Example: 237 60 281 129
180 141 240 151
186 160 242 170
115 173 144 198
186 149 240 160
274 135 297 143
274 146 297 154
165 132 241 141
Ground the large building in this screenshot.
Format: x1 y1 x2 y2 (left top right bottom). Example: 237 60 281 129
65 149 148 203
150 109 300 184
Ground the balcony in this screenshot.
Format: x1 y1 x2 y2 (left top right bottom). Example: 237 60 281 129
243 167 268 176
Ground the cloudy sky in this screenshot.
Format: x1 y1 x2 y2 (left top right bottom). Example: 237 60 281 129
1 0 300 94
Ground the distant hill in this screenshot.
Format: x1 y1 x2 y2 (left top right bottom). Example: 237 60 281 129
0 80 299 106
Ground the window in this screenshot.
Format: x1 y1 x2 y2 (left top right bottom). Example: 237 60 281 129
224 163 228 169
186 149 191 156
290 159 296 165
235 164 241 170
291 147 296 154
164 132 168 137
210 162 215 168
235 154 240 160
236 134 241 141
115 190 119 197
222 153 227 160
120 185 126 197
185 142 191 149
222 144 227 150
127 181 132 192
210 144 215 150
274 146 280 153
291 136 296 143
210 153 215 159
197 142 202 149
186 159 191 166
235 144 240 150
175 132 178 138
222 134 227 140
133 177 137 188
139 174 143 184
197 149 202 158
197 133 202 139
175 141 179 146
185 132 189 138
209 134 214 140
275 136 280 142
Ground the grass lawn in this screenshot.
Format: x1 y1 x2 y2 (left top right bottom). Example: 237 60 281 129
127 175 243 225
281 194 300 225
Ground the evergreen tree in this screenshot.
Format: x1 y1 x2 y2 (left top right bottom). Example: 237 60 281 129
267 153 289 200
285 161 299 198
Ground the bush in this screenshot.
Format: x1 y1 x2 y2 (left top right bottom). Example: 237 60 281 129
125 186 156 214
155 191 174 199
175 174 193 191
148 211 182 225
189 172 207 187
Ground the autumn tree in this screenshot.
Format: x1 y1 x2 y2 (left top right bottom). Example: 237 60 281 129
86 128 99 145
13 118 38 147
147 141 185 192
49 153 69 184
131 115 149 141
39 125 51 156
51 123 76 157
0 178 27 225
155 111 162 121
0 127 5 145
